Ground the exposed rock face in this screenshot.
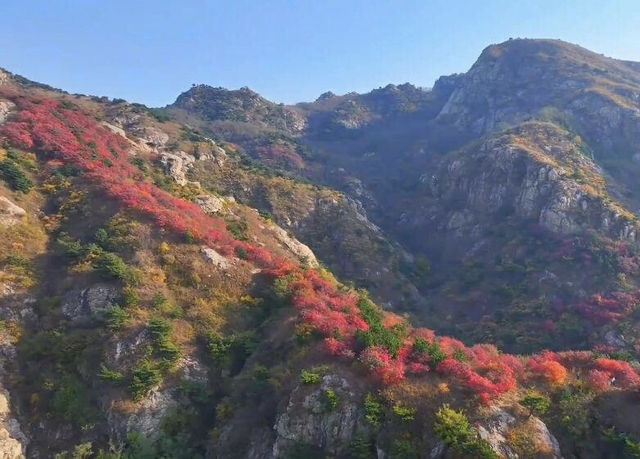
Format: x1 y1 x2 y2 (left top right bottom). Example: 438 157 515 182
171 85 306 134
141 126 169 148
272 374 360 457
195 195 225 215
200 247 231 269
0 198 25 227
61 284 119 322
0 391 27 459
270 225 318 267
475 407 561 459
0 100 15 124
159 151 198 186
107 388 177 443
426 124 638 243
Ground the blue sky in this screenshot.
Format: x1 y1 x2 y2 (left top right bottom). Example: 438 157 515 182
1 1 639 106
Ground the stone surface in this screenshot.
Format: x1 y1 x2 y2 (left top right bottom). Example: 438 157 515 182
272 374 360 457
195 195 225 215
61 284 119 321
160 151 197 186
108 388 177 442
271 225 318 266
0 391 27 459
475 406 561 459
0 100 15 124
0 198 25 227
200 247 230 269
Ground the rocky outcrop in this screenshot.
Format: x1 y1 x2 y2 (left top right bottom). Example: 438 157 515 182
0 391 26 459
195 195 225 215
200 247 231 269
0 100 15 124
61 284 119 322
473 406 561 459
171 85 307 134
0 198 25 227
272 374 360 457
270 225 318 267
427 124 638 242
159 151 198 186
107 388 177 443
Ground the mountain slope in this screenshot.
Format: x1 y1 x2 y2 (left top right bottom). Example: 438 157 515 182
2 39 640 458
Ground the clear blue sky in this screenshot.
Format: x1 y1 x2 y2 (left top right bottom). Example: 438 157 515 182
1 1 639 106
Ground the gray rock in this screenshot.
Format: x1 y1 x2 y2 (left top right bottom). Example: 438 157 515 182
604 330 627 348
179 356 208 383
195 195 225 215
61 284 119 321
0 390 27 458
271 225 318 267
108 388 177 443
272 374 360 457
0 198 25 227
160 151 197 186
0 100 15 124
200 247 231 269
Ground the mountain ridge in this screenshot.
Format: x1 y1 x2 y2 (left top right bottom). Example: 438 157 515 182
2 38 640 457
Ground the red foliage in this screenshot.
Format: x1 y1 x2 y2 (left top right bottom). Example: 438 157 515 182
360 346 406 385
587 369 612 391
4 91 640 398
594 358 640 388
576 292 640 325
527 354 568 385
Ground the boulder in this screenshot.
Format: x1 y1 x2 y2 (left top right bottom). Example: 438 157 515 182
195 195 225 215
0 198 25 227
271 225 318 267
0 100 15 124
61 284 119 321
201 247 230 269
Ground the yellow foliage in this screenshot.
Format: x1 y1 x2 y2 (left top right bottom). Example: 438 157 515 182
438 382 450 393
159 242 171 254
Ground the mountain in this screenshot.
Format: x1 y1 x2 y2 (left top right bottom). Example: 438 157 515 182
1 39 640 458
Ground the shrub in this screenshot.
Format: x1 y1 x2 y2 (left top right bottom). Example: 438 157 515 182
324 388 339 411
99 365 124 384
0 158 32 192
130 360 162 400
50 375 95 426
390 439 418 459
364 393 383 428
300 369 321 385
105 305 128 330
350 433 376 459
206 331 256 374
433 404 497 458
226 220 249 241
393 403 417 422
235 246 249 260
93 252 131 282
520 391 550 417
148 317 172 342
